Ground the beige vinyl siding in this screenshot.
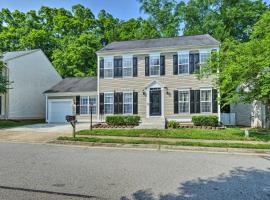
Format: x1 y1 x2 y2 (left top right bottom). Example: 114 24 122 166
99 52 217 120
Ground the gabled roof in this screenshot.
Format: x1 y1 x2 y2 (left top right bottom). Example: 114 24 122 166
3 49 40 62
44 77 97 93
97 34 220 53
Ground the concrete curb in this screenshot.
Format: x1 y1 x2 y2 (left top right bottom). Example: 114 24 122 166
51 140 270 155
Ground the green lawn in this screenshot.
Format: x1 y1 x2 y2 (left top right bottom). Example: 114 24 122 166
0 119 45 129
58 136 270 150
77 128 270 141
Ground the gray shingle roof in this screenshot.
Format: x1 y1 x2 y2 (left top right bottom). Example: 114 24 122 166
45 77 97 93
3 49 40 61
97 34 220 53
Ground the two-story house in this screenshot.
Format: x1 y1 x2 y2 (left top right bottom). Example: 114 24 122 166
96 34 220 128
45 34 220 127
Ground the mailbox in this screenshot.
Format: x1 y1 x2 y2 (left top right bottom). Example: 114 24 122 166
66 115 76 123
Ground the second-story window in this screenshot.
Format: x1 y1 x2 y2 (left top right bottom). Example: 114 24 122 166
123 56 133 77
178 53 189 75
200 50 211 70
150 55 160 76
104 57 113 78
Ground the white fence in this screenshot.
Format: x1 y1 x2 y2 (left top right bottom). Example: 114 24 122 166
220 113 236 126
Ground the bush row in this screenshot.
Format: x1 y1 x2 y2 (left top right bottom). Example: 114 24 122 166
192 115 219 127
106 115 141 126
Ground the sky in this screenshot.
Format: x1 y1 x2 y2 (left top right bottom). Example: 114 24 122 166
0 0 147 20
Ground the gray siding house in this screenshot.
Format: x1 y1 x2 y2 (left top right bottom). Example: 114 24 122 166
96 34 220 127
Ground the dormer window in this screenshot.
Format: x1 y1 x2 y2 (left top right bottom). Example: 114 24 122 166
150 54 160 76
104 57 113 78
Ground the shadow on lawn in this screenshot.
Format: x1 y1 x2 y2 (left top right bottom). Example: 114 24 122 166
120 167 270 200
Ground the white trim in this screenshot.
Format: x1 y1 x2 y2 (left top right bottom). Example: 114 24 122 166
178 89 190 114
200 89 212 114
97 56 100 121
123 91 133 115
45 94 48 122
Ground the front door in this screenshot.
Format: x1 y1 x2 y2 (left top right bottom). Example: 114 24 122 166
150 88 161 116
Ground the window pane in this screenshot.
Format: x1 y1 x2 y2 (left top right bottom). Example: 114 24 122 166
105 104 113 114
200 53 210 63
104 69 113 78
89 97 96 114
124 104 132 114
201 102 211 113
179 64 189 74
150 65 160 76
201 90 211 101
123 93 132 103
150 57 160 65
179 54 189 64
104 93 113 103
179 102 189 113
123 68 132 77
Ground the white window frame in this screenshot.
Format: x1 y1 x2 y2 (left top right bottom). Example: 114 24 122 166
199 49 211 73
178 89 190 114
149 53 160 76
200 89 212 113
178 51 189 75
104 92 114 114
80 96 97 115
123 91 133 114
104 56 114 79
122 55 133 78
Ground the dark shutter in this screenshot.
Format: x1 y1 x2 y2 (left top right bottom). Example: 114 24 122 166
0 96 2 115
189 53 194 74
133 92 138 114
114 58 122 78
76 96 80 115
160 55 165 75
173 54 178 75
114 92 123 114
194 53 200 72
174 90 179 114
212 89 218 113
133 57 138 77
99 93 104 115
114 92 118 114
118 92 123 114
145 56 149 76
100 59 104 78
190 90 195 114
194 90 200 113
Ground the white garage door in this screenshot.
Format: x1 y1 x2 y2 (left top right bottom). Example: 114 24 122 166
48 100 73 123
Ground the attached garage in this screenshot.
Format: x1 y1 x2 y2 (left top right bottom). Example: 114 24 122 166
48 99 73 123
44 77 97 123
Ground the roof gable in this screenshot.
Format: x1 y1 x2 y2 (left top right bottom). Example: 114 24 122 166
3 49 40 62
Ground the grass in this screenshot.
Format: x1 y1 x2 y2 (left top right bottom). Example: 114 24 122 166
77 128 270 142
0 119 44 129
57 136 270 150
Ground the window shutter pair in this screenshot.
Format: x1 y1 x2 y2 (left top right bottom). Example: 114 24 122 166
145 56 165 76
99 93 104 114
99 60 104 78
189 53 199 74
114 58 122 78
76 96 80 115
114 92 123 114
173 90 200 114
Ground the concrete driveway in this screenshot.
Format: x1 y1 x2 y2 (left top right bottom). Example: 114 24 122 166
0 123 91 143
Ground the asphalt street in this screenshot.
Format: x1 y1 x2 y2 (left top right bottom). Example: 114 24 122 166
0 142 270 200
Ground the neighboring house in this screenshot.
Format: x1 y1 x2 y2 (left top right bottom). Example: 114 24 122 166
231 101 267 128
1 49 61 119
44 77 97 123
96 34 220 128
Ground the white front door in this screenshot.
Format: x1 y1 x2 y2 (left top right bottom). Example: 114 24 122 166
48 100 73 123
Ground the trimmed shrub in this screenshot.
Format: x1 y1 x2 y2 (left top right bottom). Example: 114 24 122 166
167 120 179 129
192 115 219 127
106 115 141 126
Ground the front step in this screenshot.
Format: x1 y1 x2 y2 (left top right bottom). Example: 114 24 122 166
136 118 166 129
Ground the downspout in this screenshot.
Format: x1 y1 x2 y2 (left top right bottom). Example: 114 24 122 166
97 55 100 122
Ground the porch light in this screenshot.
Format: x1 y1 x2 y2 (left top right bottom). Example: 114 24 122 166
142 89 146 96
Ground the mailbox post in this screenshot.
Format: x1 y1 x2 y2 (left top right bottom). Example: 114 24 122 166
66 115 77 138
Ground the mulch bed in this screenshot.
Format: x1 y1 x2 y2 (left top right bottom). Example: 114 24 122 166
92 123 136 129
176 125 225 130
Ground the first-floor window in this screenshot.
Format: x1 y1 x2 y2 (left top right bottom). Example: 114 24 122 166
104 93 114 114
179 90 189 113
201 90 212 113
80 96 88 115
80 96 97 115
123 92 133 114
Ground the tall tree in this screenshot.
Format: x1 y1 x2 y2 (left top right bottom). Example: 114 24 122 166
138 0 182 37
203 10 270 126
0 52 11 93
178 0 268 41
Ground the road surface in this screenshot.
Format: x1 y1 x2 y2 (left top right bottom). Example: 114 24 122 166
0 142 269 200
